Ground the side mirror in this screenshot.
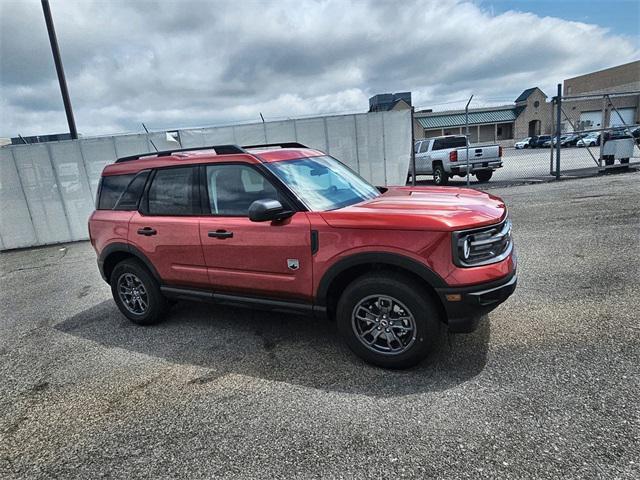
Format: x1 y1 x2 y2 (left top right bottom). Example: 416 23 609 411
248 199 293 222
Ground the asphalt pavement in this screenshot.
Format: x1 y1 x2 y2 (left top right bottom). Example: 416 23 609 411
1 171 639 479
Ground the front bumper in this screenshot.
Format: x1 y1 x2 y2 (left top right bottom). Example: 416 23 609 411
435 271 517 333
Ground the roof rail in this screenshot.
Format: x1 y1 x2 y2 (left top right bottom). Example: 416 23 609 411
242 142 308 149
115 144 244 163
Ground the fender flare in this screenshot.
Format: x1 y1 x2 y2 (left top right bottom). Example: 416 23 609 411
315 252 446 307
98 242 162 284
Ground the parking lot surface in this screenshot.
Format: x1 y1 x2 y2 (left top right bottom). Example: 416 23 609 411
1 171 639 479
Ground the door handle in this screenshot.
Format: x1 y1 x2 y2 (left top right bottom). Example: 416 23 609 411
137 227 157 236
208 230 233 239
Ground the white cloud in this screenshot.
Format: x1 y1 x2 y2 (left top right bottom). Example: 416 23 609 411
0 0 637 137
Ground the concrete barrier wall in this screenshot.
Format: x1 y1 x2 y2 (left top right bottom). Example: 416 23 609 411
0 110 411 250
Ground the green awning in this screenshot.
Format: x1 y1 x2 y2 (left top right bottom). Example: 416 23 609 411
417 109 519 129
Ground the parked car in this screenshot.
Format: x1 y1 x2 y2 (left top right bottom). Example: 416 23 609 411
514 137 532 149
577 133 600 147
530 135 552 148
560 134 586 147
89 142 517 369
413 135 503 185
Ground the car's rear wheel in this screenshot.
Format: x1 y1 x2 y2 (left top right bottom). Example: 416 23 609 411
433 165 448 185
476 170 493 182
110 258 167 325
336 273 441 369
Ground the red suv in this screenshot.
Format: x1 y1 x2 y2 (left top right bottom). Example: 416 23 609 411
89 143 516 368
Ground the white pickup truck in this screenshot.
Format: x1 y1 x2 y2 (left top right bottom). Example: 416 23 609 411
413 135 503 185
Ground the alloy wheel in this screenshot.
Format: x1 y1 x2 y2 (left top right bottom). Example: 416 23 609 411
117 272 149 315
351 295 417 355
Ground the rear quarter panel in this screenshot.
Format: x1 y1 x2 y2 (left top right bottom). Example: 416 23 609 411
89 210 135 255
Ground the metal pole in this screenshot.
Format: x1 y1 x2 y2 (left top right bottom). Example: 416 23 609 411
555 83 561 179
41 0 77 139
599 96 606 169
410 106 416 186
141 123 159 152
465 95 473 186
549 98 555 174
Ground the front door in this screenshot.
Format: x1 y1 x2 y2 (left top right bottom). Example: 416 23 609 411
128 165 209 288
199 163 313 301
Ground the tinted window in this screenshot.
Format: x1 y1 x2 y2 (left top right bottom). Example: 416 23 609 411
97 174 134 210
419 141 429 153
432 137 467 150
206 164 282 216
114 171 150 211
148 167 199 215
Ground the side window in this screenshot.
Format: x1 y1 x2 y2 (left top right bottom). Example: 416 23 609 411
414 142 421 154
206 164 281 216
432 139 442 150
97 174 134 210
147 167 199 215
114 171 150 211
419 141 429 153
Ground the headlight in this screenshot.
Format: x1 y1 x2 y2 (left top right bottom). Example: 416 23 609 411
453 218 513 267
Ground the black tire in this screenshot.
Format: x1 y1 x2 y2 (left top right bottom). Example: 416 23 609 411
620 158 630 165
336 272 441 369
476 170 493 182
433 165 449 186
604 156 615 166
110 258 167 325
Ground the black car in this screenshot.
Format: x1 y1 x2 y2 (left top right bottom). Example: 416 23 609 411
530 135 552 148
561 133 587 147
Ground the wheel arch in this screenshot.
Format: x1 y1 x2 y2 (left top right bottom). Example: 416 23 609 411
316 252 447 321
99 243 161 284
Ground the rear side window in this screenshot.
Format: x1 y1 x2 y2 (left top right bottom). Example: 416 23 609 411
433 137 467 150
114 171 150 211
97 174 134 210
147 167 199 215
419 141 429 153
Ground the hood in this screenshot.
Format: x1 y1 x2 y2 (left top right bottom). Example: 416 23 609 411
319 186 506 231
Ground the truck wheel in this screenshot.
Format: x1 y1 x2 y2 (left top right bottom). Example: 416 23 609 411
336 273 441 369
620 158 629 165
433 165 448 185
110 258 167 325
604 156 614 166
476 170 493 182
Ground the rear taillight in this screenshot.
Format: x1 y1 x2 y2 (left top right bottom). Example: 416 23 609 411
449 150 458 162
498 146 503 157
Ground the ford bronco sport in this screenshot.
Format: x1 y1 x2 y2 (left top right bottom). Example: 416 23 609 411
89 143 516 368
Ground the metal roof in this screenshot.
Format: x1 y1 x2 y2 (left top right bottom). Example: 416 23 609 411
416 108 519 129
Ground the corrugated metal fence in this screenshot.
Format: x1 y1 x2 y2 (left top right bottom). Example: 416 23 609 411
0 110 411 250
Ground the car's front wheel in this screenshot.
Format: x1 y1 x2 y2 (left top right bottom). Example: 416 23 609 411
110 258 167 325
336 273 441 368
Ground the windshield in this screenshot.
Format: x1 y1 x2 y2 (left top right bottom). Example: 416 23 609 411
265 155 380 211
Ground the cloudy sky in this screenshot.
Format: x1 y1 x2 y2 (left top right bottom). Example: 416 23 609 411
1 0 638 138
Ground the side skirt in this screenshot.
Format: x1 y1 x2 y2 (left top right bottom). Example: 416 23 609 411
160 286 328 318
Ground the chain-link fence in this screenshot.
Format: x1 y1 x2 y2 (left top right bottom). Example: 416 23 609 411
556 91 639 176
410 88 640 188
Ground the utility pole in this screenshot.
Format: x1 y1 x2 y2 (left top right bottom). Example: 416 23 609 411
41 0 78 139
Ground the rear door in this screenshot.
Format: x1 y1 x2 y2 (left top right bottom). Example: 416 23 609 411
198 163 313 301
128 165 209 288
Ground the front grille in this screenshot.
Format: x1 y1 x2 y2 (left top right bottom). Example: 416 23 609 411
453 218 513 267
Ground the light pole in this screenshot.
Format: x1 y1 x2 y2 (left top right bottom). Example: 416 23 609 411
41 0 77 139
